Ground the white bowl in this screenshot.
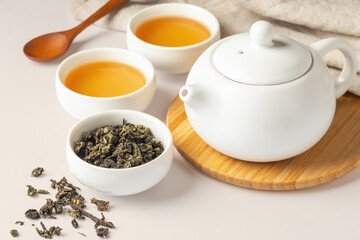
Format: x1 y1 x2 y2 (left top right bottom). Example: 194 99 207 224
66 110 173 196
127 3 221 73
56 48 155 119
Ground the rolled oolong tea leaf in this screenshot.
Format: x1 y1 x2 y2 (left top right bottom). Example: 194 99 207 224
65 209 84 219
25 209 40 219
72 196 86 208
50 179 57 189
27 185 37 197
91 198 110 211
49 226 62 236
96 227 109 238
54 201 63 214
52 177 85 209
38 189 50 194
39 199 54 218
10 229 19 237
31 167 44 177
54 227 62 236
74 123 164 169
36 222 54 239
71 218 79 229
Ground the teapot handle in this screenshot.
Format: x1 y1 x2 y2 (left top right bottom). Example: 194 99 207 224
311 38 357 98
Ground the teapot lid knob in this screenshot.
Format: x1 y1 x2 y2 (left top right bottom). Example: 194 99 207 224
250 21 274 47
212 20 312 85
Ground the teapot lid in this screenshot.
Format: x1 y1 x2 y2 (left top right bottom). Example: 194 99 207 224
212 21 312 85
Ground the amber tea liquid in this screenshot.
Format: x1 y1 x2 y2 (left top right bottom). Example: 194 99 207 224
135 16 211 47
64 61 146 98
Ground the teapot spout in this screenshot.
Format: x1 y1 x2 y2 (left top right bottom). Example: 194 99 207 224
179 85 197 104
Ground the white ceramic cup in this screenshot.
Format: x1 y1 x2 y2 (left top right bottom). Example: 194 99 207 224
56 48 155 119
127 3 221 73
66 110 174 196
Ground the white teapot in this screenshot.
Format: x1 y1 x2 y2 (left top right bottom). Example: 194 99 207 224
179 21 357 162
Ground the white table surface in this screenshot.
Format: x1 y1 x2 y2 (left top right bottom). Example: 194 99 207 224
2 0 360 239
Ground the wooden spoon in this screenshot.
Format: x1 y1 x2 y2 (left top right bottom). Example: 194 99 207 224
23 0 129 62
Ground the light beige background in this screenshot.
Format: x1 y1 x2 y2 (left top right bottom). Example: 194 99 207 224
1 0 360 239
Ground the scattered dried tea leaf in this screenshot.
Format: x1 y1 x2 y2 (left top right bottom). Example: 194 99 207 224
49 226 62 236
53 177 84 208
18 176 115 238
10 229 19 237
74 123 164 169
72 196 86 208
91 198 110 211
27 185 37 197
50 179 57 189
54 201 63 214
25 209 40 220
78 232 87 237
71 218 79 229
31 167 44 177
65 209 84 219
39 199 54 218
36 222 53 239
96 227 109 238
35 222 62 238
38 189 50 194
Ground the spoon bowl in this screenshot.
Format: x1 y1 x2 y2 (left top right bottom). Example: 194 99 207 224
23 32 71 62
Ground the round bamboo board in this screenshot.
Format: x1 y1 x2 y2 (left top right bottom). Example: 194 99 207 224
166 93 360 190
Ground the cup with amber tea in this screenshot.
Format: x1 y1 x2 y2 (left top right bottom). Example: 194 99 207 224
66 109 173 196
55 48 155 119
127 3 221 73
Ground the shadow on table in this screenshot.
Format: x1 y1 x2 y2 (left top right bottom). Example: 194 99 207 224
253 165 360 196
303 166 360 192
120 154 196 202
145 72 188 122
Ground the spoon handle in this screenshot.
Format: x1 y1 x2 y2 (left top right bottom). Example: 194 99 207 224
68 0 130 38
